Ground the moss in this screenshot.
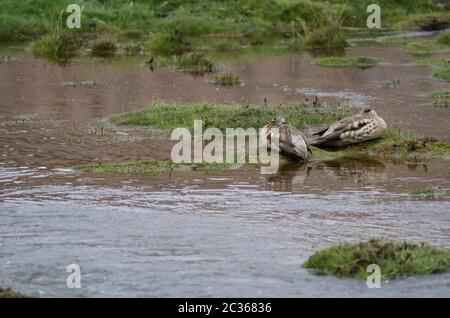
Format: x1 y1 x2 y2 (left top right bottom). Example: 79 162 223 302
0 288 32 298
31 33 82 65
434 68 450 82
76 160 235 175
410 188 445 200
91 39 117 58
212 73 241 86
110 101 350 132
314 56 378 69
304 239 450 279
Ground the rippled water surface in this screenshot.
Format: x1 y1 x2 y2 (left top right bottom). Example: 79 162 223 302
0 42 449 297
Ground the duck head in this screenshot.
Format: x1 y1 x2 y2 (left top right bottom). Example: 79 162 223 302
360 108 378 117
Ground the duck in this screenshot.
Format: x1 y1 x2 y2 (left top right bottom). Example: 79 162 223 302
310 108 387 148
262 116 311 163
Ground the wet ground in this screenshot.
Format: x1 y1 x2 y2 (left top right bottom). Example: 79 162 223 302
0 40 449 297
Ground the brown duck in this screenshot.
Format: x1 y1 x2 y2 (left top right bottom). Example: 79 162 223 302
310 108 387 148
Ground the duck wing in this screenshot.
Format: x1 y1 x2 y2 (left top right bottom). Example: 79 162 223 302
311 115 371 145
278 124 310 162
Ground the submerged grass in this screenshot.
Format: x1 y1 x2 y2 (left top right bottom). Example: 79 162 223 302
304 239 450 279
314 56 378 69
76 160 234 175
0 287 31 298
110 101 350 132
433 68 450 82
410 188 445 200
212 73 241 86
405 40 447 56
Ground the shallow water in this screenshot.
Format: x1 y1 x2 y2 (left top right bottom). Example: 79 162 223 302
0 41 449 297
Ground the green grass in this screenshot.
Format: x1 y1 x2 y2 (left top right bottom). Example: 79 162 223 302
314 56 378 69
302 26 348 52
110 101 350 132
91 38 117 58
212 73 241 86
397 12 450 31
405 40 447 56
145 31 192 56
303 239 450 279
433 99 450 108
0 287 31 298
1 0 447 44
175 52 214 76
433 68 450 82
415 58 450 67
76 160 235 175
429 89 450 108
429 89 450 99
31 32 81 65
62 79 96 87
410 188 445 200
437 33 450 46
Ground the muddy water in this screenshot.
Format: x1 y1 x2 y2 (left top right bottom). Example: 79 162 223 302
0 43 450 297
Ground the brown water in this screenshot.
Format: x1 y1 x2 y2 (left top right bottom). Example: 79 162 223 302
0 43 449 297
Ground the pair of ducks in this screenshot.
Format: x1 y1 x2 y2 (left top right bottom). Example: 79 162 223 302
263 108 387 163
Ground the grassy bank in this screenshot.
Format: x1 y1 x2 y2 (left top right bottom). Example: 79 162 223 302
304 239 450 279
2 0 447 43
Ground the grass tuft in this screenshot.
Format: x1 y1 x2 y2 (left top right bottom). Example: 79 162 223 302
410 188 445 200
314 56 378 69
304 239 450 279
31 33 81 65
91 39 117 58
212 73 241 86
0 287 31 298
434 68 450 82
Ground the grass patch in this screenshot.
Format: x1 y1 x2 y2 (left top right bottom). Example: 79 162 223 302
213 40 242 53
31 32 81 65
175 52 214 76
110 101 350 132
303 239 450 279
398 13 450 31
405 40 447 56
76 160 235 175
410 188 445 200
302 26 348 52
212 73 241 86
314 56 378 69
433 68 450 82
437 32 450 46
429 89 450 99
0 287 31 298
91 39 117 58
415 58 450 67
145 31 191 56
432 99 450 108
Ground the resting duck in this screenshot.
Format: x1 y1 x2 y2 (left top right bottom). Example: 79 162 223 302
262 116 311 163
310 108 387 148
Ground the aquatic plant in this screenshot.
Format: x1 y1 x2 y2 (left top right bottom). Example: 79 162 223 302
123 42 144 56
0 288 31 298
175 52 214 76
31 32 82 65
405 40 446 56
437 33 450 46
145 31 191 56
381 79 400 88
433 68 450 82
76 160 233 175
314 56 378 69
91 39 117 58
302 26 348 51
212 73 241 86
62 80 97 87
410 188 445 200
304 239 450 279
